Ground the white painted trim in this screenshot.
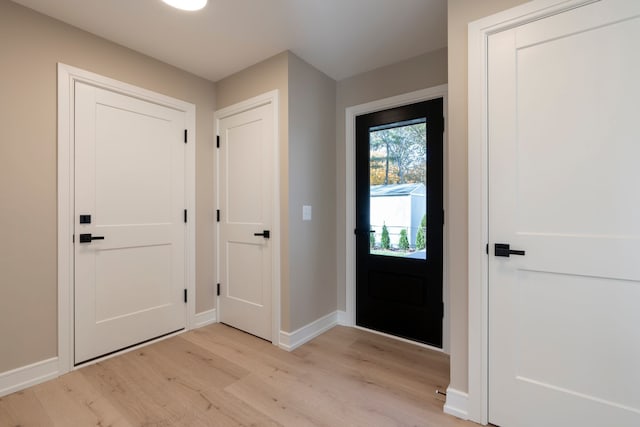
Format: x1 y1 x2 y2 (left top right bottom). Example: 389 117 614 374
278 311 338 351
337 310 349 326
444 387 469 421
344 84 449 351
466 1 597 424
353 326 445 353
193 309 218 328
57 63 197 375
0 358 59 398
214 90 281 347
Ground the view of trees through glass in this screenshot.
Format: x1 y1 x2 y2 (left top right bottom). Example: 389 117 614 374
369 119 427 259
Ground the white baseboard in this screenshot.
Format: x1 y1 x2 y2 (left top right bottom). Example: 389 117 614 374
193 308 217 329
279 311 338 351
443 387 469 420
337 310 350 326
0 357 59 397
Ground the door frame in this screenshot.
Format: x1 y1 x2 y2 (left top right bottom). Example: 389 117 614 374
214 90 281 346
345 85 448 352
57 63 197 374
466 0 599 423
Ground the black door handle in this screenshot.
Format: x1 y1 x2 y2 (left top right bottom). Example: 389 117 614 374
254 230 270 239
495 243 525 257
354 229 375 235
79 233 105 243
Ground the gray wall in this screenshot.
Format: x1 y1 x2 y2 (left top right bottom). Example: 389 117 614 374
335 48 448 311
288 54 337 331
0 0 216 373
447 0 531 393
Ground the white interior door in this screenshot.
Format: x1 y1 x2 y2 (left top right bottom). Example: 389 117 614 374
74 82 187 364
488 1 640 426
218 102 274 341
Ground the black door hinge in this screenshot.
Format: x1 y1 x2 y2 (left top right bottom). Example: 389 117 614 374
442 302 445 319
216 135 220 148
216 210 220 222
486 243 489 255
217 283 220 296
184 129 188 143
184 289 188 303
184 209 187 223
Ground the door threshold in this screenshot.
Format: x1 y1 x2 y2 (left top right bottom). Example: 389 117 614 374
353 325 445 354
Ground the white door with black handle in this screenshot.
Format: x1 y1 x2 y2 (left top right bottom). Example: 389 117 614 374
74 82 187 364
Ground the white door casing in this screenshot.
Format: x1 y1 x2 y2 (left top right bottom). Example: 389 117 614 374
74 82 187 364
215 91 280 344
468 0 640 425
58 64 196 372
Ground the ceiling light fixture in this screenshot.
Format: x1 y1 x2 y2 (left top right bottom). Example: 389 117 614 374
162 0 208 11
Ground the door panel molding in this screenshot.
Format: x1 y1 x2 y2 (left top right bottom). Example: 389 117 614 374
57 63 196 374
467 0 602 424
345 84 448 350
214 90 281 347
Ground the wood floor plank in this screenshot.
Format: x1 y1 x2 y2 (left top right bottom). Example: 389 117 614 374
224 374 320 427
0 389 54 426
196 387 282 427
298 333 448 411
139 336 250 390
79 358 178 426
227 360 428 427
182 327 310 380
0 324 476 427
0 404 15 427
32 371 132 427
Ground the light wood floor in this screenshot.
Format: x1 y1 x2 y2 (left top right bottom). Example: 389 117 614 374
0 324 476 426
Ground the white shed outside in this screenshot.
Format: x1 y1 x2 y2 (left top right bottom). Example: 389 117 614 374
370 183 426 249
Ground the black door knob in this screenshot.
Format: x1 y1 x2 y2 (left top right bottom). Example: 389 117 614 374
253 230 270 239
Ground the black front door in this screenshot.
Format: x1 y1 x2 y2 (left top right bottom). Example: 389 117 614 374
355 98 443 347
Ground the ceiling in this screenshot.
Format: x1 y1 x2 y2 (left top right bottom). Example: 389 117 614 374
11 0 447 82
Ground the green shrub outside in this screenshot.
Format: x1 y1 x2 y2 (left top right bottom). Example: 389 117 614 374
416 214 426 250
381 223 390 249
399 229 409 250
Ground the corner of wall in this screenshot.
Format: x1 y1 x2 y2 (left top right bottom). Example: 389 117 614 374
286 53 338 332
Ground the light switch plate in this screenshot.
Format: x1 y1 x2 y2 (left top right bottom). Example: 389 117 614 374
303 205 312 221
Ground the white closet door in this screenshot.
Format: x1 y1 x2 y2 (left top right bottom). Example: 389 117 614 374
488 1 640 425
218 102 274 341
74 82 186 364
